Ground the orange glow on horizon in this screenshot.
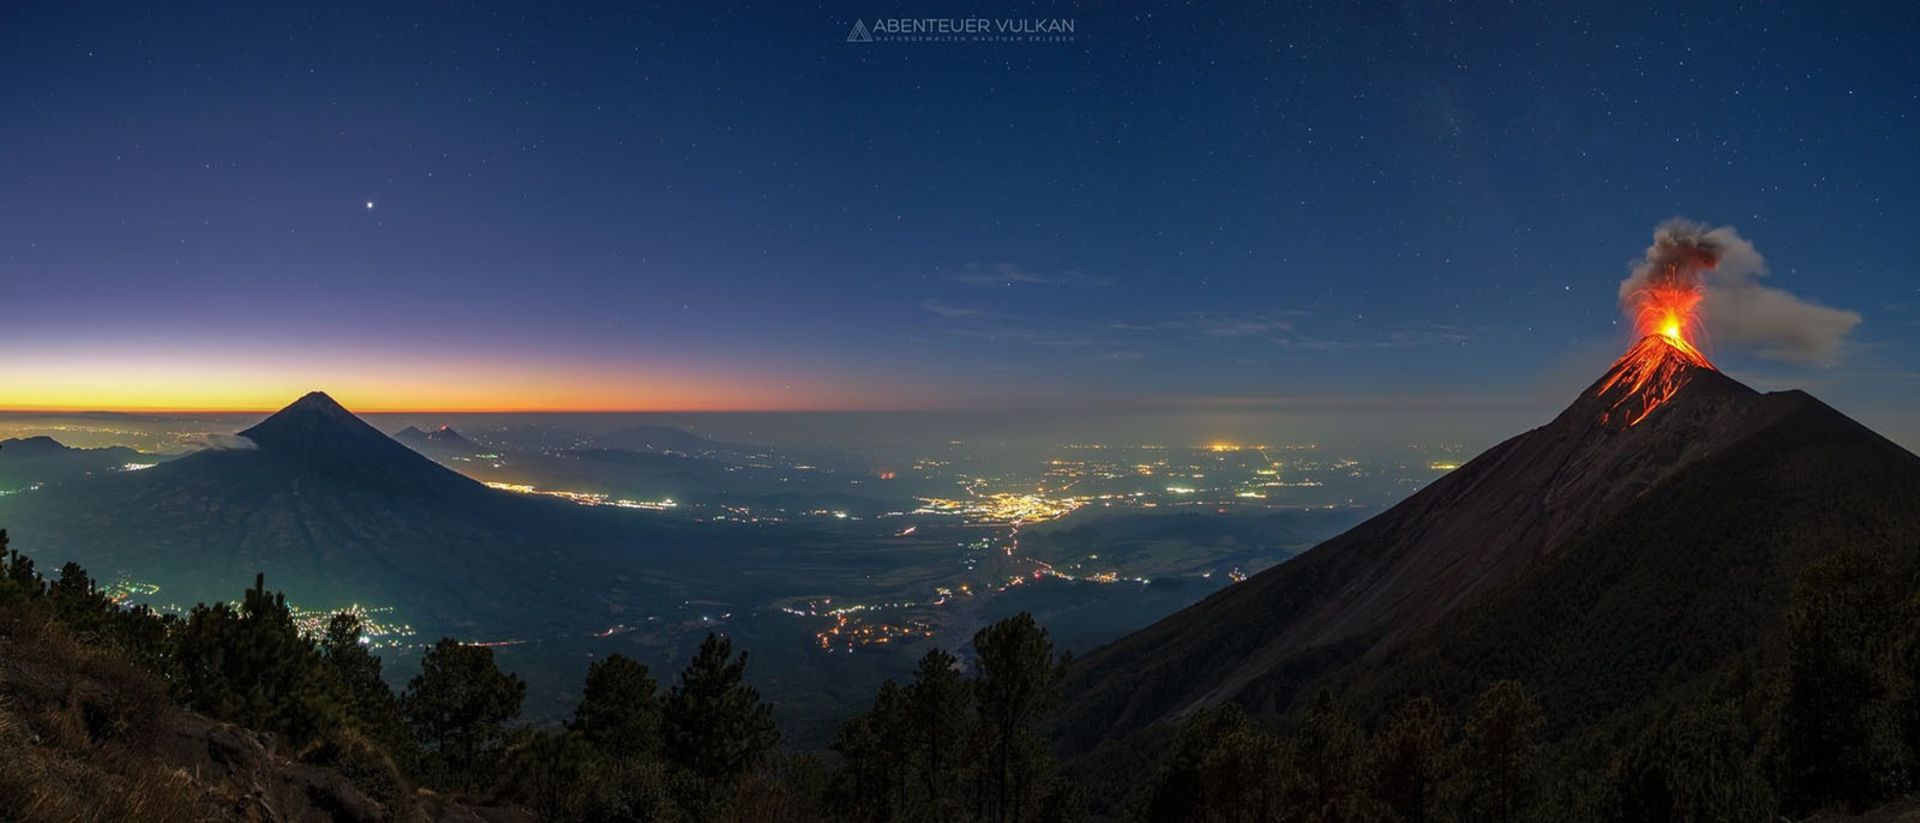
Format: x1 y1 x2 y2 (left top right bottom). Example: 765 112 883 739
0 352 921 414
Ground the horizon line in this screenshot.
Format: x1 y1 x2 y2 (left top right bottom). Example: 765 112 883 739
0 389 1579 417
0 403 952 416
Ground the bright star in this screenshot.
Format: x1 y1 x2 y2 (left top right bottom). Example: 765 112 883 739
365 201 375 210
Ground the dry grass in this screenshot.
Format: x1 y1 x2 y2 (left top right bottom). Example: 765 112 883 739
0 606 214 822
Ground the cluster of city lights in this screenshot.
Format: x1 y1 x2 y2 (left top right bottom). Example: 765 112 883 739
483 481 677 511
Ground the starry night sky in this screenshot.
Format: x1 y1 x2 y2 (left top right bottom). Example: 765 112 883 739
3 2 1917 419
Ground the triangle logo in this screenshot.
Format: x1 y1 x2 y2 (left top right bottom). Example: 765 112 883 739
846 19 872 43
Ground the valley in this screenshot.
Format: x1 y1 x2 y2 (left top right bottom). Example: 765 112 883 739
0 402 1444 744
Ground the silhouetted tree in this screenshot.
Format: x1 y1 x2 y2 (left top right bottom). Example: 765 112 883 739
47 561 114 636
1463 681 1545 823
1780 548 1908 812
1144 702 1258 820
1286 689 1365 823
319 612 409 753
973 613 1064 823
402 637 526 788
1370 696 1457 823
832 679 913 820
174 573 326 742
0 529 42 601
1615 702 1774 822
908 647 971 818
662 633 779 814
571 653 662 758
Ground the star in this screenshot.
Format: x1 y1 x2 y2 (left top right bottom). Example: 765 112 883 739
365 201 375 210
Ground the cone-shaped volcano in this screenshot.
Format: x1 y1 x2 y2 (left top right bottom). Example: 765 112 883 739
0 391 671 629
1056 342 1920 768
233 391 484 498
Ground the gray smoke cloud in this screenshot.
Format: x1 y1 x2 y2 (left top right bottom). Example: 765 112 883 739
1618 218 1861 364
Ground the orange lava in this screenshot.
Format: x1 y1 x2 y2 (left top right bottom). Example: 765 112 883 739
1599 242 1719 426
1631 282 1704 351
1598 334 1713 426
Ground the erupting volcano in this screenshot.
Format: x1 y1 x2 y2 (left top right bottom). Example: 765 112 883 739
1597 221 1726 426
1056 226 1915 773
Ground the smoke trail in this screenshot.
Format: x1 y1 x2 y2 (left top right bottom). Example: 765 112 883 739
1618 219 1861 363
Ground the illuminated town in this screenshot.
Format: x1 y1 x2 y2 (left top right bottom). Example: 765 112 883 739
765 440 1466 653
99 578 419 650
482 481 679 511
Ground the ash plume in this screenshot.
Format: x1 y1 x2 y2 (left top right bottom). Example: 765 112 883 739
1618 218 1861 363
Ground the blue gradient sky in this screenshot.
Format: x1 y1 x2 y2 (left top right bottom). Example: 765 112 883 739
3 2 1917 417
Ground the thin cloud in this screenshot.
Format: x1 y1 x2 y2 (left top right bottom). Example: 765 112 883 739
919 299 996 319
944 326 1121 349
1117 311 1471 351
951 262 1113 288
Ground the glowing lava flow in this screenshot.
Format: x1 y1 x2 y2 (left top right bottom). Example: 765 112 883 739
1597 334 1713 426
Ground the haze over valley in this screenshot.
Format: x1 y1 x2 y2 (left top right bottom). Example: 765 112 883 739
0 400 1455 741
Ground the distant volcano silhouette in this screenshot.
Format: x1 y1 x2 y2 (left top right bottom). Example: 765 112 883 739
232 392 486 498
394 423 479 456
0 392 672 630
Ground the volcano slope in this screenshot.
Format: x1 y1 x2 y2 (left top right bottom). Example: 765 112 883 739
1054 336 1920 766
0 392 693 634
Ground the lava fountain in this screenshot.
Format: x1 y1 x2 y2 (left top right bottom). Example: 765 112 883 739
1596 224 1723 426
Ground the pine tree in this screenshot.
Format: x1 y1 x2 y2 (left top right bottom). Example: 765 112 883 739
832 679 913 820
1287 689 1365 823
661 633 779 814
1145 702 1258 820
907 647 971 817
571 653 661 758
1371 696 1457 823
972 613 1063 823
402 637 526 788
0 529 42 600
319 612 408 753
1615 702 1774 822
48 561 112 634
1780 547 1908 812
174 574 326 742
1464 681 1545 823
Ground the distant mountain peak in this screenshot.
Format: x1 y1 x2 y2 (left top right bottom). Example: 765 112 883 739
281 390 352 416
225 392 485 498
0 435 69 453
240 392 374 449
393 423 476 453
